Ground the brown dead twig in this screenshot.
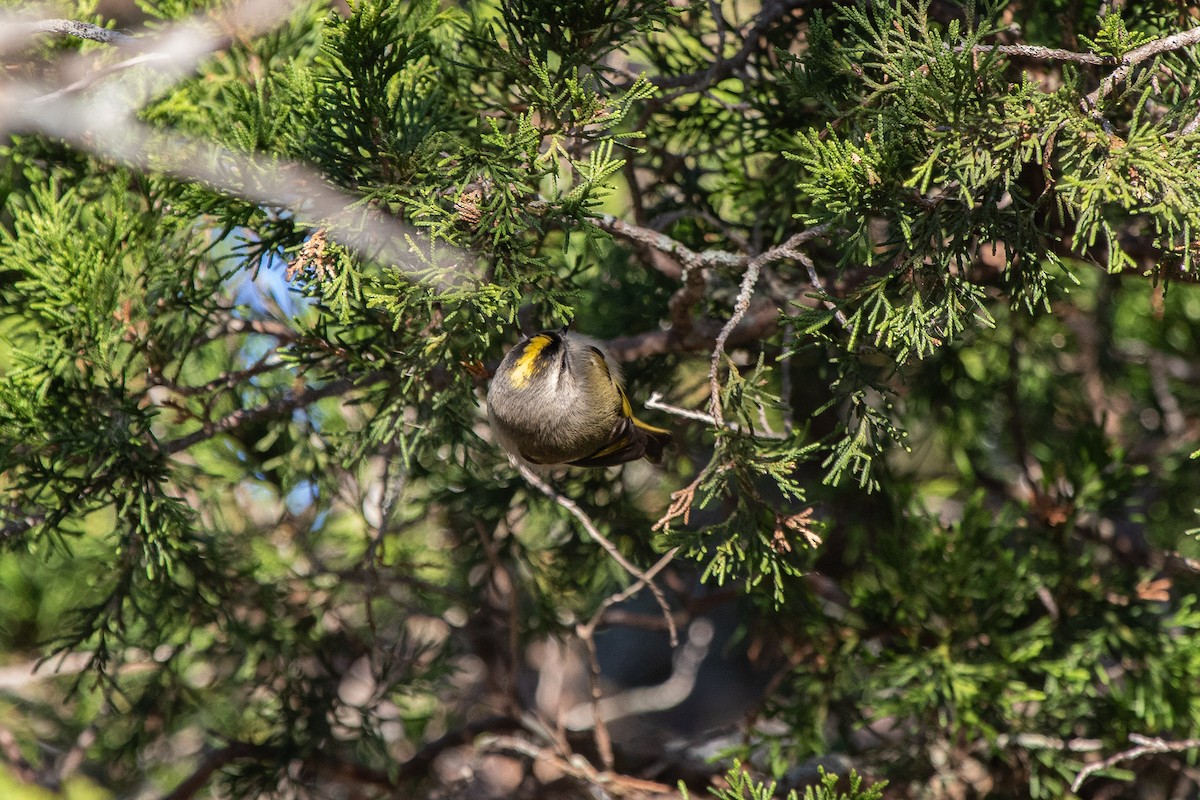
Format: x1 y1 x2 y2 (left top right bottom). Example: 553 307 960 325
482 734 678 798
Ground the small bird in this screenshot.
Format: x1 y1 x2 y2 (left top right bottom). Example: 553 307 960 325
487 328 672 467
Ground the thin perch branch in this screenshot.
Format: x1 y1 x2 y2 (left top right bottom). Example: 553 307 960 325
515 463 678 646
708 225 829 423
644 392 788 440
1084 25 1200 109
1072 734 1200 792
591 213 745 272
969 43 1111 65
162 377 361 454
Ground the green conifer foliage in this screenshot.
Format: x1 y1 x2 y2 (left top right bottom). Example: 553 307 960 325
2 1 1200 798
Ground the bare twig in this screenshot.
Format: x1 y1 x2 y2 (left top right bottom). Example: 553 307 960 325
645 392 721 426
969 43 1111 65
708 225 829 423
648 0 807 101
481 735 676 798
1084 26 1200 110
581 547 681 640
153 353 285 398
591 213 744 272
795 248 849 328
566 618 711 733
162 377 362 454
18 19 136 47
1072 734 1200 792
195 314 302 346
0 5 469 286
515 463 678 646
575 540 682 764
644 392 788 440
577 631 614 770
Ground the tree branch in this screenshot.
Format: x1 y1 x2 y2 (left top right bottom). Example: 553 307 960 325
514 462 679 647
1072 734 1200 792
161 377 362 454
590 213 744 273
708 225 829 423
161 742 274 800
603 300 779 362
481 735 677 798
648 0 807 100
969 43 1111 65
22 19 136 46
0 5 466 285
1084 25 1200 109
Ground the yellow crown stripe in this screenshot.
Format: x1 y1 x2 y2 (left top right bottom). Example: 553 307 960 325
507 334 554 389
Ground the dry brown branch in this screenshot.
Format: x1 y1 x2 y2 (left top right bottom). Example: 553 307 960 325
575 540 683 764
153 353 286 398
578 630 615 770
206 316 301 342
481 735 679 798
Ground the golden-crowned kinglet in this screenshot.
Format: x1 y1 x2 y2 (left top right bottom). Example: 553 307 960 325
488 328 671 467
